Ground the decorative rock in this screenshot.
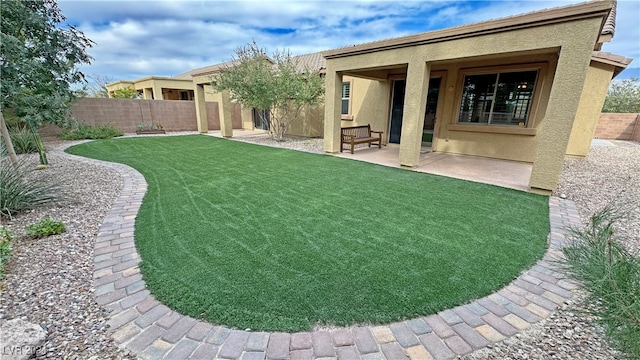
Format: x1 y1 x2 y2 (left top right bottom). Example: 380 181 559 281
0 319 47 360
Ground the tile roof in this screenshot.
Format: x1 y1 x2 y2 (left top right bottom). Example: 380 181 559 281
600 0 616 36
291 51 326 73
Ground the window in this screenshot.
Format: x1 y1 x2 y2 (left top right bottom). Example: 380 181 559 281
457 70 538 127
253 108 270 130
341 82 351 115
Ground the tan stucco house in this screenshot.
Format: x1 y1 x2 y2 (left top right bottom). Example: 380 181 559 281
105 0 630 193
322 0 630 194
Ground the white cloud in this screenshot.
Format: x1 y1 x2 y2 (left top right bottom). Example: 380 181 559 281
59 0 639 81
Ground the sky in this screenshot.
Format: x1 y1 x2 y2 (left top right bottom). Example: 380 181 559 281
58 0 640 84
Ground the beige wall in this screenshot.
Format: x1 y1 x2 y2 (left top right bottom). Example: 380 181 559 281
595 113 640 141
287 104 325 137
566 61 616 157
341 76 390 138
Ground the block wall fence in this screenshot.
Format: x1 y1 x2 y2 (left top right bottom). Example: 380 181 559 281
39 98 241 136
594 113 640 141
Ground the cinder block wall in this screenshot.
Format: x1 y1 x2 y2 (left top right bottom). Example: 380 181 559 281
40 98 233 136
595 113 640 141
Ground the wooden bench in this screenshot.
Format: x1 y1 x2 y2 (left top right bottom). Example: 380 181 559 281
340 124 383 154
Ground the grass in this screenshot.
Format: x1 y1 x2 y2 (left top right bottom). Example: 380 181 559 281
67 135 550 332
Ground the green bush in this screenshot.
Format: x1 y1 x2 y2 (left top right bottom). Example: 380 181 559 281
560 204 640 359
59 124 124 140
26 218 66 238
8 127 39 154
0 226 13 279
0 158 60 218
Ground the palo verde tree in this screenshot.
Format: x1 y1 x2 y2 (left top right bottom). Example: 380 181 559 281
0 0 94 166
212 42 324 141
602 77 640 113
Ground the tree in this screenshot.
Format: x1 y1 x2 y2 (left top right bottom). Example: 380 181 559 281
1 0 93 166
212 42 324 141
602 77 640 113
112 86 139 99
83 74 114 98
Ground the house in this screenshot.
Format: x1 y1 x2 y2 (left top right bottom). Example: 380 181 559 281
322 0 630 194
107 76 194 100
103 0 630 193
105 54 326 137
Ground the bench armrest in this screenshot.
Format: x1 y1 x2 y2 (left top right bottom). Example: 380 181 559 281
370 131 383 134
342 134 356 140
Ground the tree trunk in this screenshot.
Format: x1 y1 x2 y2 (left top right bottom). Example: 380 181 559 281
0 111 19 167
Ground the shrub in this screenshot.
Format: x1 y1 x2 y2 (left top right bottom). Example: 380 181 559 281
560 204 640 359
59 124 124 140
0 226 13 279
26 218 66 238
13 127 39 154
0 158 60 218
0 127 38 154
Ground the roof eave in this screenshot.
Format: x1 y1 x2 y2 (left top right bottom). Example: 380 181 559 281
323 0 613 59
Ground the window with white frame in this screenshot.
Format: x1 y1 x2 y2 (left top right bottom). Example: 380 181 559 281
457 70 538 127
341 82 351 115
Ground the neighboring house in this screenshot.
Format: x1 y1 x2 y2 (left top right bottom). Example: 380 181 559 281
322 0 630 194
106 54 326 137
107 77 194 100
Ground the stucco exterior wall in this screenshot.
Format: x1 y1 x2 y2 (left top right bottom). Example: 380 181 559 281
595 113 640 141
342 77 390 138
325 15 606 192
287 104 325 137
566 61 616 157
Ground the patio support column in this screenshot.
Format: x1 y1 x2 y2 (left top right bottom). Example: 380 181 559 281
142 88 153 100
399 60 430 167
195 84 208 133
241 107 253 130
323 68 342 153
152 84 163 100
529 21 601 193
215 90 233 138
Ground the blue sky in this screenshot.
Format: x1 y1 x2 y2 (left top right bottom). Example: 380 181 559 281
58 0 640 83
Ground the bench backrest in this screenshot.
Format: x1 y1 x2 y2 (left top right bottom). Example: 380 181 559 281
341 125 371 138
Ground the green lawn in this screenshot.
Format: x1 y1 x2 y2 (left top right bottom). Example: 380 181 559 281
67 135 550 332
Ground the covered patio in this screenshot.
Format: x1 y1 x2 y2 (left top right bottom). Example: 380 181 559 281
333 146 532 192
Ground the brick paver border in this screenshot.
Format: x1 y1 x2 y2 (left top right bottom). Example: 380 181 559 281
57 143 581 360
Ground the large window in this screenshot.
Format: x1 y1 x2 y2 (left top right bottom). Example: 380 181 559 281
457 70 538 127
341 82 351 115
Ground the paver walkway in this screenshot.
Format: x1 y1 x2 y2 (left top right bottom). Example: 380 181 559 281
58 144 581 360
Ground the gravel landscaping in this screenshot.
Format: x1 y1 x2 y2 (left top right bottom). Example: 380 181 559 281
0 135 637 359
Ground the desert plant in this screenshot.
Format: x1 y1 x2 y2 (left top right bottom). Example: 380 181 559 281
26 218 66 238
0 226 13 279
59 124 123 140
6 127 38 154
0 158 60 218
212 41 324 141
559 204 640 358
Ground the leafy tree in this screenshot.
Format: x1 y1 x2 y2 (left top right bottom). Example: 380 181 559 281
0 0 93 166
602 77 640 113
212 42 324 141
112 86 140 99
